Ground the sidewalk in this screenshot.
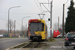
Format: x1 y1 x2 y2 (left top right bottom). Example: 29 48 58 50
44 38 75 50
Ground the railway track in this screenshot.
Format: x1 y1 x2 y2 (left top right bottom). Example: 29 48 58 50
22 41 40 50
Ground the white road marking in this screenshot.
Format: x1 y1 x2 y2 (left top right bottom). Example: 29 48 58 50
0 38 27 43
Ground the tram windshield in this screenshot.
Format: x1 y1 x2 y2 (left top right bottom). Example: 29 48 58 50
29 23 44 31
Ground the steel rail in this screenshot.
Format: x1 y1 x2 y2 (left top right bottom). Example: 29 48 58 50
22 41 32 48
22 41 40 50
29 42 40 50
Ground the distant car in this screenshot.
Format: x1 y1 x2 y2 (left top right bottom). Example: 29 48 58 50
57 33 66 38
65 32 75 46
53 30 60 38
57 34 62 38
0 34 3 37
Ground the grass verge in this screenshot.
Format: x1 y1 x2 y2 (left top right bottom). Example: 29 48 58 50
12 43 28 48
47 38 56 42
37 43 50 48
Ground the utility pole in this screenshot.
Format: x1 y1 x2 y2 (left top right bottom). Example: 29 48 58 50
50 1 53 38
38 14 45 19
62 4 65 38
10 21 11 34
58 17 59 30
62 0 68 38
40 0 53 38
14 20 16 36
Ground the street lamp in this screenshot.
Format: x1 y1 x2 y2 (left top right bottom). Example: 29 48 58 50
22 16 30 36
8 6 20 35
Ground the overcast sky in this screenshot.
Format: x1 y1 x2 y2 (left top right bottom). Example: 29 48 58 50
0 0 75 30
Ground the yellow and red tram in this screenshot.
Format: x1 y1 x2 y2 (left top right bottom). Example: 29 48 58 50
28 19 47 41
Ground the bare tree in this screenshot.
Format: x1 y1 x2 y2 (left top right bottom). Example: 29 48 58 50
7 19 14 33
21 25 27 36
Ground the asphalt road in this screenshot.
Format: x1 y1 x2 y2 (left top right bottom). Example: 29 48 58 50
0 38 28 50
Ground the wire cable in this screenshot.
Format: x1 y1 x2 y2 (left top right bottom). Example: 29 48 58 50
64 0 69 4
0 10 40 15
0 7 63 14
0 17 7 21
37 0 43 13
53 8 63 11
34 0 42 13
16 21 21 26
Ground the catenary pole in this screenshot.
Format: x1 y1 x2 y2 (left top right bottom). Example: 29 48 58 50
14 20 16 36
62 4 65 38
50 1 53 38
58 17 59 30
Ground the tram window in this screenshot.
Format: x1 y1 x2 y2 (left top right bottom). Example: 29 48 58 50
29 23 44 31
